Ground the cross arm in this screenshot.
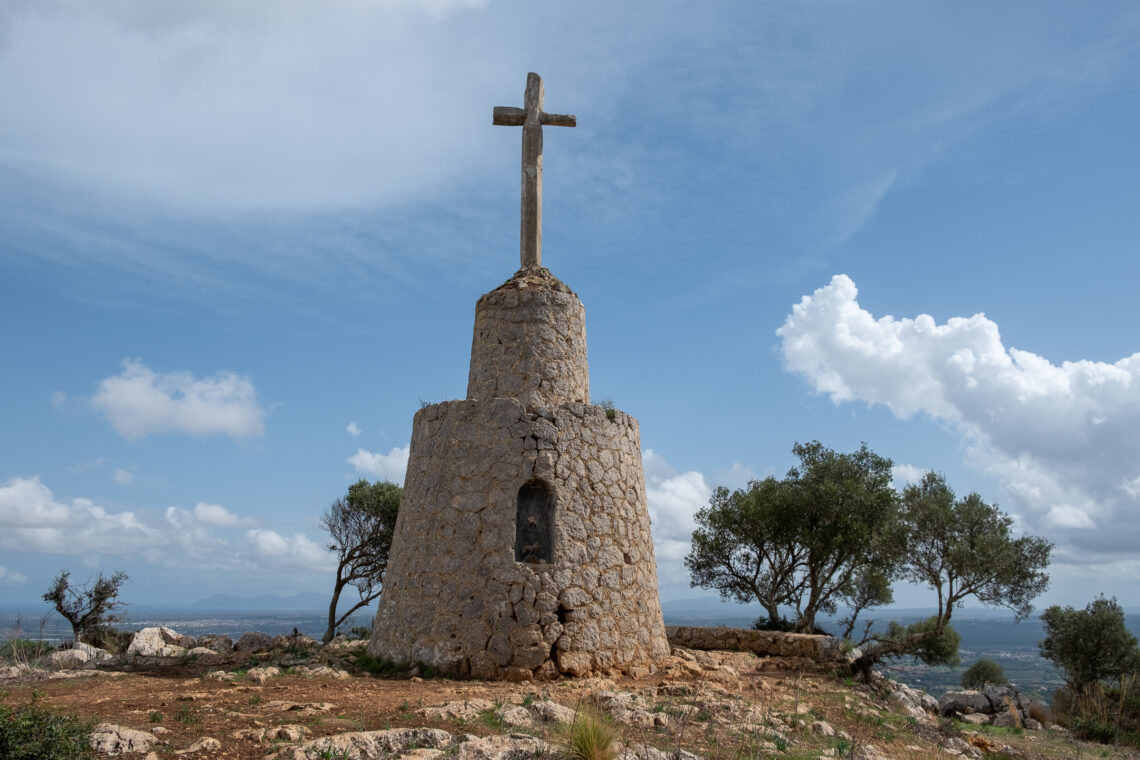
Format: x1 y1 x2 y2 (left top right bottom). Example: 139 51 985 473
541 112 577 128
492 107 525 126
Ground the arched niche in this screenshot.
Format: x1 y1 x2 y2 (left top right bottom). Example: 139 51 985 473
515 479 555 564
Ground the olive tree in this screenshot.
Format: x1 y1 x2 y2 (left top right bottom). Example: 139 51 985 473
319 479 402 644
43 570 129 644
1039 595 1140 694
849 472 1052 680
686 442 900 634
962 658 1007 689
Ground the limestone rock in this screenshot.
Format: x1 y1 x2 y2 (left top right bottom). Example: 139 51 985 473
528 699 576 724
73 641 112 660
196 635 233 653
49 648 90 669
90 723 158 756
960 713 990 725
247 666 280 684
174 737 221 754
810 720 835 737
938 691 991 716
128 627 187 657
416 699 496 722
234 632 273 653
274 728 452 760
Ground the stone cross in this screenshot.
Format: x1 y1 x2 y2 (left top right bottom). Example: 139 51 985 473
493 72 576 270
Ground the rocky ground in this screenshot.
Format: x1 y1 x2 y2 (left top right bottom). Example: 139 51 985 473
2 628 1134 760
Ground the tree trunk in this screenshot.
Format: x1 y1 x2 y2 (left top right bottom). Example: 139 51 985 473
323 579 346 645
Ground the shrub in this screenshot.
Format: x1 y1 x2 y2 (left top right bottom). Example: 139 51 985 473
0 700 95 760
961 659 1007 689
752 616 796 633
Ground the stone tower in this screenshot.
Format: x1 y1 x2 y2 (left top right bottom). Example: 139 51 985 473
367 74 670 680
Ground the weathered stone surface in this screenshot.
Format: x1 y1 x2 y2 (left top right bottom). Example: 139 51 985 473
234 632 273 653
938 690 992 716
247 666 280 684
73 641 112 660
665 626 843 662
274 728 452 760
811 720 835 737
128 627 186 657
90 723 158 756
174 737 220 755
370 270 669 679
49 648 90 669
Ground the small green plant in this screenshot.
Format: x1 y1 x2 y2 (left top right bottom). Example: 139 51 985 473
593 399 617 421
176 704 198 725
148 711 163 723
522 694 535 707
478 707 505 731
249 694 262 706
566 707 618 760
0 700 96 760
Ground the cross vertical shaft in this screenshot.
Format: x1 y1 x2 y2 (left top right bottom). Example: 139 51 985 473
493 73 576 270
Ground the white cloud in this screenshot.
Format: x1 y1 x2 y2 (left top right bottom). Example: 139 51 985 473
113 468 134 486
0 475 159 553
0 565 28 585
346 422 362 438
891 464 929 490
643 450 712 587
49 391 68 407
348 445 410 485
192 502 258 528
246 529 332 573
91 358 266 441
778 274 1140 564
0 475 323 578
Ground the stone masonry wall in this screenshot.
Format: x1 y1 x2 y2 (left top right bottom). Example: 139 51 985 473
466 270 589 409
369 398 670 679
665 626 844 662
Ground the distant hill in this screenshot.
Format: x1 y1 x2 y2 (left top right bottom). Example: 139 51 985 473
191 591 332 610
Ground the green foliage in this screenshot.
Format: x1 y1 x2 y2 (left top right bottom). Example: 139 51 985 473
752 616 796 632
42 569 129 644
1039 595 1140 694
566 708 618 760
899 474 1052 623
353 650 441 679
0 700 96 760
593 399 617 421
962 659 1007 689
0 640 47 665
850 473 1050 680
148 711 163 723
320 479 402 644
686 441 900 634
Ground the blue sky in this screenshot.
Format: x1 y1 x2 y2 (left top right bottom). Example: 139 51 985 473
2 1 1139 614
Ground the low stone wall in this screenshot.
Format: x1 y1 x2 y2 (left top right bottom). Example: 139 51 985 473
665 626 844 662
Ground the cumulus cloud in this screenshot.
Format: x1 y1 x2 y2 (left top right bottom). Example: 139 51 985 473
778 274 1140 564
91 359 266 441
192 502 259 528
246 529 332 573
0 475 322 578
0 565 28 585
113 468 134 486
346 422 362 438
643 450 712 587
0 475 159 553
348 445 410 485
